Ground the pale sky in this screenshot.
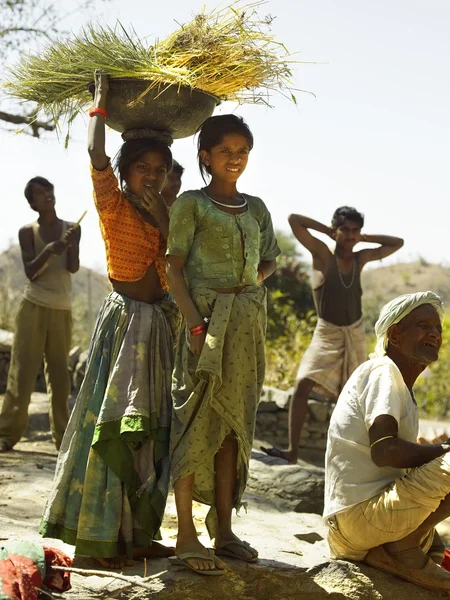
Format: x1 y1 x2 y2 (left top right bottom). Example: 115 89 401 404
1 0 449 275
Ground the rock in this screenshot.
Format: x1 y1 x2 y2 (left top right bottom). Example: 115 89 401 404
68 345 81 371
247 450 325 514
69 542 444 600
73 349 89 391
309 559 445 600
304 438 327 450
275 389 293 410
1 410 445 600
261 385 292 411
0 329 13 352
308 399 330 423
258 388 278 412
306 421 329 434
295 532 324 543
310 388 333 402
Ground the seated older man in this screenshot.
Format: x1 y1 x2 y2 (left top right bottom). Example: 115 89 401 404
324 291 450 592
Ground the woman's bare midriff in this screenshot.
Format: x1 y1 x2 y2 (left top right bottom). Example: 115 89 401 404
111 263 165 304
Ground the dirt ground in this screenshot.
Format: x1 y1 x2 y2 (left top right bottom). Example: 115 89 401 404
2 393 450 599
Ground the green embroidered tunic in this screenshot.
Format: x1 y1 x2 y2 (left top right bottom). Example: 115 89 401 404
167 189 280 539
166 190 280 288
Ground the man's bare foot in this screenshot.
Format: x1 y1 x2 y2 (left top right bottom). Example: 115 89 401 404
133 541 175 559
384 543 428 569
260 446 297 464
215 532 258 562
175 537 226 573
95 556 134 569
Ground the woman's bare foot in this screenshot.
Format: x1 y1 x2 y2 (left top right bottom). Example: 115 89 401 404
95 556 134 569
133 541 175 559
260 446 298 464
175 537 227 573
215 532 258 562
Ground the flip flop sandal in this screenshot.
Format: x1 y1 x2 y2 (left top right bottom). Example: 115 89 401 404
215 540 258 563
169 548 226 576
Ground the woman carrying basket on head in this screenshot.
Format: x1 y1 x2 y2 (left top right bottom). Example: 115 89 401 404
166 114 281 575
40 71 180 569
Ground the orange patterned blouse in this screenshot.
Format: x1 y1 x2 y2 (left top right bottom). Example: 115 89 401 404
91 163 167 287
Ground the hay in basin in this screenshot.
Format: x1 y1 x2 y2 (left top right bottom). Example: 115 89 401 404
4 2 300 142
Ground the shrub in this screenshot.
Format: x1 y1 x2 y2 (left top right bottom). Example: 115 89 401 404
414 315 450 418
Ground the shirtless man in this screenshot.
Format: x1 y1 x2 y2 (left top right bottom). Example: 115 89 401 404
263 206 403 463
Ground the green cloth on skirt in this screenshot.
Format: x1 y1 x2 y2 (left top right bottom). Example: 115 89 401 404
170 285 267 539
40 291 179 558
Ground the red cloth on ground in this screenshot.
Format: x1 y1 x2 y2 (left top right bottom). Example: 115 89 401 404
0 542 72 600
442 549 450 572
0 553 42 600
43 546 72 592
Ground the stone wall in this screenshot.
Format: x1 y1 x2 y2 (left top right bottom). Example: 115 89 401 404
256 386 335 451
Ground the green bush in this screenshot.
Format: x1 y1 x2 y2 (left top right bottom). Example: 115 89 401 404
264 235 316 389
265 300 316 390
414 315 450 418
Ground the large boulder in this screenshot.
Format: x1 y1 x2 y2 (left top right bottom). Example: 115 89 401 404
72 349 89 391
71 558 444 600
247 450 325 514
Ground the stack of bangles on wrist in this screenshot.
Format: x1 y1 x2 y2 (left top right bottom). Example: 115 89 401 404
190 324 207 336
89 107 108 119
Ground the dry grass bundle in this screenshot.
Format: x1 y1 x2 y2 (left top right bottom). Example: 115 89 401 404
4 1 299 125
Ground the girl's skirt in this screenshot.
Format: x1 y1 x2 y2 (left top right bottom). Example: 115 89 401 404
40 291 179 558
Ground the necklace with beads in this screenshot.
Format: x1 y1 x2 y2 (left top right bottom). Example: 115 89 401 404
336 254 356 290
203 190 247 209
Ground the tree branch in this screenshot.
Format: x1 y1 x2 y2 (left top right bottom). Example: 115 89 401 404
0 27 53 41
0 109 55 137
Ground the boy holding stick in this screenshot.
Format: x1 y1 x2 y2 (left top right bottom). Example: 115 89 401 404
0 177 82 452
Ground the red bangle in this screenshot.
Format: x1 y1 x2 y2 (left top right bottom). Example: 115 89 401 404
190 324 206 336
89 107 108 119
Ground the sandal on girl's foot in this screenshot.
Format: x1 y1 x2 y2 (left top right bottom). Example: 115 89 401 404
169 548 227 576
365 545 450 592
215 540 258 563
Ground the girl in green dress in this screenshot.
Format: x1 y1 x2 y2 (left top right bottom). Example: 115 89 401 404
166 114 280 574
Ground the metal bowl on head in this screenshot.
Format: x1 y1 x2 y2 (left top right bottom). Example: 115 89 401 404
89 79 220 139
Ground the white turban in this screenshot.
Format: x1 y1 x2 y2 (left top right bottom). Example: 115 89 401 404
371 291 444 358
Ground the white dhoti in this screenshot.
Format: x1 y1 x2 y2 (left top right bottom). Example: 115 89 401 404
297 317 366 399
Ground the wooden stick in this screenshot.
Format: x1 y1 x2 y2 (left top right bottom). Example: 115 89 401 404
50 565 167 591
30 209 87 280
74 209 87 227
35 588 58 600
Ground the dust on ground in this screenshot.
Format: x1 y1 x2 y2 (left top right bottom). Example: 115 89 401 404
2 392 450 599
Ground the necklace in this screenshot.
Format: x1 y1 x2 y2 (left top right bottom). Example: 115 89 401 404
336 255 356 290
203 190 247 209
